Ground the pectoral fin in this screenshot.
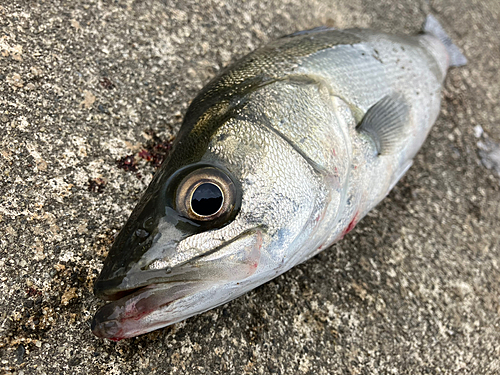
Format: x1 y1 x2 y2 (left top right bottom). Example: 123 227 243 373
356 94 410 155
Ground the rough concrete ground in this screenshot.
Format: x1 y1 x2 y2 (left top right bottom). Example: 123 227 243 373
1 0 499 374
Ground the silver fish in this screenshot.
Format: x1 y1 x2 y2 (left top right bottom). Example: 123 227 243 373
91 15 466 340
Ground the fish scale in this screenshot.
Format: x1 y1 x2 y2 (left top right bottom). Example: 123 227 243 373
92 16 466 340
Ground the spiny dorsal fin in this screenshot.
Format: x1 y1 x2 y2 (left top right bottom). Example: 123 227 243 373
356 94 410 155
185 30 361 124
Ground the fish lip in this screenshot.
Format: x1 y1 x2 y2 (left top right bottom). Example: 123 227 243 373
94 283 145 302
93 275 134 301
93 272 172 301
91 284 157 340
93 268 183 301
91 315 121 340
91 281 201 340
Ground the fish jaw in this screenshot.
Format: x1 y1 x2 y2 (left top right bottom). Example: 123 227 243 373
92 229 263 339
91 282 209 340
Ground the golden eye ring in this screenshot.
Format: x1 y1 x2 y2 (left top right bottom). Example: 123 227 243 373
175 167 236 222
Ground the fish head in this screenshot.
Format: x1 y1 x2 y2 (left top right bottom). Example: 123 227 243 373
92 115 329 340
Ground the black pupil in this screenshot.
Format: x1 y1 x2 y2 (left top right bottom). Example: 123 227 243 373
191 183 223 216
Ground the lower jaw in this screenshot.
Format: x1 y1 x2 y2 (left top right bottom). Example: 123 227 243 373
91 243 264 340
91 281 210 340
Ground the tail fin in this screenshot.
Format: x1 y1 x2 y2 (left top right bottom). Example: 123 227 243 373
423 14 467 67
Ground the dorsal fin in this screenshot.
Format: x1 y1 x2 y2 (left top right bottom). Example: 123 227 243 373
175 29 363 166
423 14 467 67
184 29 362 125
356 94 411 155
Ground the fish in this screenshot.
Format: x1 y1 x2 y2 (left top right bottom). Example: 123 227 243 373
91 15 466 340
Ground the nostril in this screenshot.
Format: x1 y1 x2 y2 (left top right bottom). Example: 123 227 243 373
135 228 149 238
144 217 155 231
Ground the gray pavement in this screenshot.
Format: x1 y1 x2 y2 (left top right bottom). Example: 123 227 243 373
1 0 499 374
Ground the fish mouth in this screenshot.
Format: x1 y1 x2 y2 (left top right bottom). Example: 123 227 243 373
91 285 150 340
92 228 264 340
93 269 177 302
91 281 208 340
94 284 146 302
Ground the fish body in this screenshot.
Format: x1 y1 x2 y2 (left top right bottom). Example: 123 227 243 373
92 16 465 340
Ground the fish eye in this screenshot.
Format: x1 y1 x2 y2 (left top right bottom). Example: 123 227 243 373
191 183 223 216
175 167 236 222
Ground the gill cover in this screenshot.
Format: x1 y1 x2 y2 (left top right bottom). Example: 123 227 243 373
92 28 363 339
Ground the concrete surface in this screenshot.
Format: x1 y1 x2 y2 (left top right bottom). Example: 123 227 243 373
1 0 499 374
